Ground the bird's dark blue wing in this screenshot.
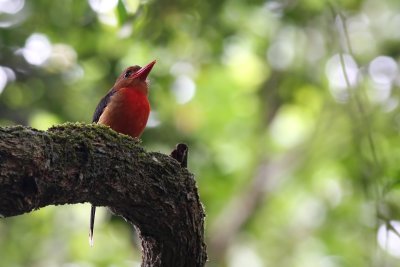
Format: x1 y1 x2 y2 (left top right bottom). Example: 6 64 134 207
92 88 116 123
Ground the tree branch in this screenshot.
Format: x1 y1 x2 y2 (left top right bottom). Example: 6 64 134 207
0 123 207 267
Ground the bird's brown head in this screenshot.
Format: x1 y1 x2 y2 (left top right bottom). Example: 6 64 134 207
114 60 156 94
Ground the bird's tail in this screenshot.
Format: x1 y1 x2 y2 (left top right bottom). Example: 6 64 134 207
89 205 96 247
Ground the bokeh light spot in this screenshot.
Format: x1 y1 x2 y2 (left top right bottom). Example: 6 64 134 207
22 33 52 66
267 41 295 70
172 75 196 104
122 0 140 14
369 56 398 84
0 0 24 14
146 111 160 128
227 244 263 267
0 67 8 94
47 44 77 71
270 106 312 148
0 66 15 94
377 221 400 258
88 0 118 13
224 42 268 89
367 82 391 103
98 12 118 26
325 54 359 102
170 61 196 77
3 66 16 82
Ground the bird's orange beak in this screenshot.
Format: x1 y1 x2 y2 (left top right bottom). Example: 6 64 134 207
133 60 156 81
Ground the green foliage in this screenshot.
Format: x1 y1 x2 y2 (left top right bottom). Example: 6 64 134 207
1 0 400 266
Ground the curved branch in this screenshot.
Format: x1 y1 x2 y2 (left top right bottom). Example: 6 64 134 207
0 123 207 267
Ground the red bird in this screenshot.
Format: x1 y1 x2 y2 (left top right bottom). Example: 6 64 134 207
89 60 156 246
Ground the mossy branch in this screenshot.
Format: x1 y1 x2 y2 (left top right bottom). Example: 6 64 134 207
0 123 207 267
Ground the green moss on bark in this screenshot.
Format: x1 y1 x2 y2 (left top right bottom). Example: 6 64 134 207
0 123 207 267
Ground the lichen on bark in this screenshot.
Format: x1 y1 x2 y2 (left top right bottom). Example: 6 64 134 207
0 123 207 267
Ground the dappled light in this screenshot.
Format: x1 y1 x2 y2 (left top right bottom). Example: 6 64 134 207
0 66 14 94
377 221 400 258
325 53 359 102
0 0 26 28
227 244 263 267
88 0 118 14
269 106 312 149
21 33 52 66
48 44 78 71
0 0 24 14
147 111 160 128
1 0 400 266
172 75 196 104
369 56 398 85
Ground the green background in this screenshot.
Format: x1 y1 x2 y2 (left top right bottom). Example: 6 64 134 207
1 0 400 266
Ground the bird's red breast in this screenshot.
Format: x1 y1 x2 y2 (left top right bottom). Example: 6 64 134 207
98 88 150 138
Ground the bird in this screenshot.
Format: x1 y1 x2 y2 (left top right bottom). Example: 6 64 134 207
89 60 156 247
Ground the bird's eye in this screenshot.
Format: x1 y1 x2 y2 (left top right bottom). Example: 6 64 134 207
124 70 133 78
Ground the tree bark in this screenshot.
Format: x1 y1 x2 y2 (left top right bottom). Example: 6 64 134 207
0 123 207 267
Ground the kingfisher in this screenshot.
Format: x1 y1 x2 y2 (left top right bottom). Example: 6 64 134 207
89 60 156 246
